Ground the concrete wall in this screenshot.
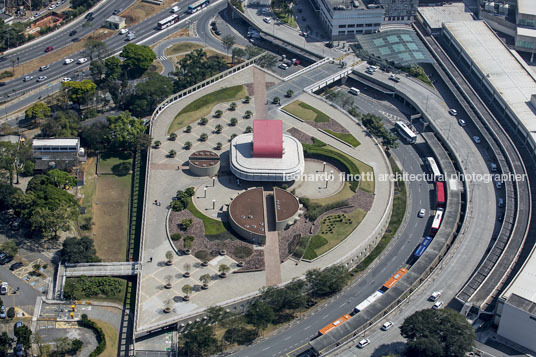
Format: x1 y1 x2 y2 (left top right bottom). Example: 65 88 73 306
497 300 536 351
189 162 220 177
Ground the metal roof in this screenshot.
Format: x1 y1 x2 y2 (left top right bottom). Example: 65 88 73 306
33 138 79 147
518 0 536 17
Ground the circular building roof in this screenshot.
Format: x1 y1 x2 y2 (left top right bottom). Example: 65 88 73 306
229 187 266 236
189 150 220 169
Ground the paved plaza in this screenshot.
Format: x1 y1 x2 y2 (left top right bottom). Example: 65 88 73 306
136 64 392 333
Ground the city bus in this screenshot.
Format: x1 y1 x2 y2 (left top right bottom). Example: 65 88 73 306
380 267 408 291
354 290 384 313
414 236 433 258
187 0 209 13
436 181 445 208
430 208 444 236
157 14 179 30
395 121 417 144
425 157 442 182
318 314 351 335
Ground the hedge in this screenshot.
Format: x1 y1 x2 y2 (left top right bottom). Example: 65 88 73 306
80 314 106 356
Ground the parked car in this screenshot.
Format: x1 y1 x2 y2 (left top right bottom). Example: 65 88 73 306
0 282 8 295
448 108 457 116
37 76 47 82
14 321 22 333
69 29 77 36
357 338 370 348
381 321 393 331
433 301 444 309
45 46 53 52
64 58 74 64
278 63 288 70
0 253 12 265
72 37 80 42
10 262 24 271
214 29 221 35
15 343 23 357
39 65 49 71
0 306 6 319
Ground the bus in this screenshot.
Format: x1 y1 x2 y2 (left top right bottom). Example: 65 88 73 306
381 267 408 291
425 157 442 182
430 208 444 236
354 290 384 313
318 314 351 335
395 121 417 144
414 236 433 258
187 0 209 13
436 181 445 208
157 14 179 29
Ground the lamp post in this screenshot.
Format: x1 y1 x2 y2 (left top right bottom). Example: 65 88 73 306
204 187 207 198
212 200 215 210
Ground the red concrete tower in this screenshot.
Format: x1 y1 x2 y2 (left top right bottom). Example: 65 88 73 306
253 120 283 158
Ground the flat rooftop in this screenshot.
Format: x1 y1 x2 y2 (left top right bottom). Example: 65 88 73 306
444 21 536 141
33 138 79 147
518 0 536 17
189 150 220 168
517 26 536 38
229 188 265 235
418 3 474 30
502 246 536 305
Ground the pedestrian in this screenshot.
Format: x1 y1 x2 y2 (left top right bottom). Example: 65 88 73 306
149 257 153 262
154 199 157 205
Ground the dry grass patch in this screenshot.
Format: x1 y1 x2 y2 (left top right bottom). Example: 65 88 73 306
92 318 119 357
121 0 177 26
150 60 164 74
92 174 131 261
165 42 204 56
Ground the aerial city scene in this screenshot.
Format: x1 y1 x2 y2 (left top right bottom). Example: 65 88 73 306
0 0 535 355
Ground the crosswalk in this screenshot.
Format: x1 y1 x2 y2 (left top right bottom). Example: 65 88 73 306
158 55 167 62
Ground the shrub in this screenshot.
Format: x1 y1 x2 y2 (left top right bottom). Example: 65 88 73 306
233 246 253 259
171 233 182 241
80 314 106 357
195 250 209 261
169 133 177 141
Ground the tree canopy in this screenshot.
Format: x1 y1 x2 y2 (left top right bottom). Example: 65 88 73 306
179 323 219 357
120 43 156 78
245 300 275 331
24 102 50 127
0 331 13 356
14 324 32 350
305 264 349 297
61 236 100 264
172 49 227 92
62 80 97 105
400 308 475 357
106 111 147 152
127 72 174 117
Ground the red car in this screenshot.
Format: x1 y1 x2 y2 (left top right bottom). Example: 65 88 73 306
45 46 53 52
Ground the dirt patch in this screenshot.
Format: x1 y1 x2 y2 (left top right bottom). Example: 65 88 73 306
168 210 265 271
121 0 177 26
309 118 349 134
92 174 131 262
286 127 313 145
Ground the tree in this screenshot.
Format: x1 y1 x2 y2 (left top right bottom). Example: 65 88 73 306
84 39 107 60
165 250 174 264
0 332 13 356
106 111 146 153
6 307 15 319
245 45 263 59
215 142 222 150
24 102 50 127
29 203 79 239
1 241 17 257
62 80 97 106
229 102 237 111
40 110 80 138
257 53 278 69
71 339 84 353
215 124 223 133
182 284 193 298
400 308 475 357
244 110 252 118
224 326 258 345
199 117 208 125
90 59 106 83
286 89 294 98
232 47 246 64
153 140 161 148
206 306 227 323
245 126 252 133
219 264 230 277
200 273 211 287
47 169 76 188
61 236 100 264
127 71 174 117
0 183 22 210
261 279 307 312
169 133 177 141
14 324 32 350
179 323 218 356
272 96 280 105
230 118 238 126
245 300 274 332
172 49 227 92
168 149 176 158
181 218 192 229
200 133 208 142
305 264 348 297
222 35 236 55
184 141 192 150
120 43 157 78
214 110 223 118
185 125 192 133
243 96 251 104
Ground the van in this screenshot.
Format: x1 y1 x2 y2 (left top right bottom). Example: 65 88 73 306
171 5 180 13
126 32 136 41
349 87 360 95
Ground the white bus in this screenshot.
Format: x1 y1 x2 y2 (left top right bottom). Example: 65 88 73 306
157 14 179 30
354 290 384 313
187 0 209 13
395 121 417 144
425 157 442 181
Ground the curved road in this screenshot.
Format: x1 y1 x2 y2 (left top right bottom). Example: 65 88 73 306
232 100 433 357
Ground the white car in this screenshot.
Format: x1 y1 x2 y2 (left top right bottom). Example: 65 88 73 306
120 28 129 34
64 58 74 64
429 291 441 301
0 282 7 295
458 118 467 126
278 63 288 70
496 181 503 189
357 338 370 348
48 4 56 10
23 75 33 82
381 321 393 331
418 208 426 218
433 301 444 309
0 306 5 319
263 17 271 23
39 65 49 71
62 77 72 82
448 108 457 116
37 76 47 82
77 58 88 64
473 136 481 144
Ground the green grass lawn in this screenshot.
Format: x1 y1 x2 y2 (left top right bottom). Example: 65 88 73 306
323 129 361 147
97 155 132 175
168 85 248 134
165 42 204 56
186 197 235 240
67 277 127 304
282 101 330 123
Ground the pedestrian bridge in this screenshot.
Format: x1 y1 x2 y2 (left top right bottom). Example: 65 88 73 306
63 262 141 277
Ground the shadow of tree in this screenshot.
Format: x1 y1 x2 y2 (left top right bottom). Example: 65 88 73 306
370 341 406 357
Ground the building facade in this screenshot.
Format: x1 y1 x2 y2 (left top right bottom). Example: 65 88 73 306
377 0 418 23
